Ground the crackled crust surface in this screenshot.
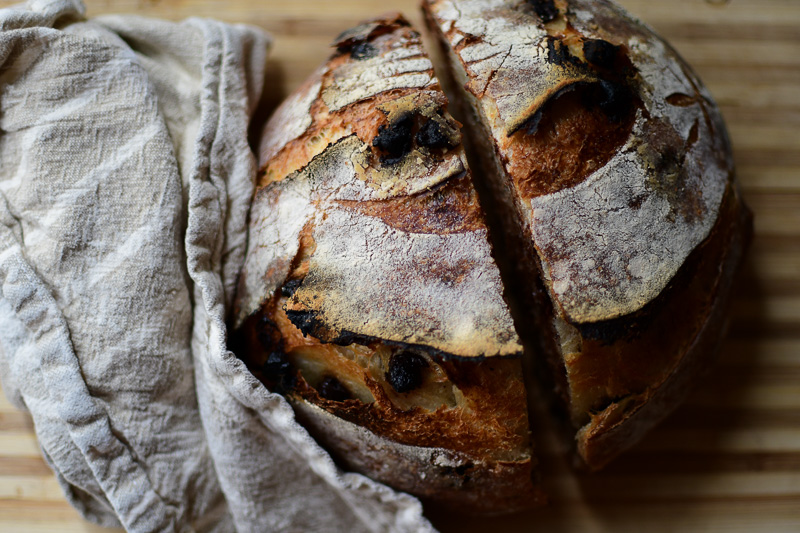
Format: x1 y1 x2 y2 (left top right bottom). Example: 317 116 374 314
423 0 750 468
575 184 751 468
233 14 540 513
234 1 751 509
236 15 520 358
425 0 731 323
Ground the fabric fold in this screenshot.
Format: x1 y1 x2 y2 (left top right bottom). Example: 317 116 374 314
0 1 436 531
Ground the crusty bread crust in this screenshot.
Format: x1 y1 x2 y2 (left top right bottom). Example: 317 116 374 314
576 185 752 468
423 0 752 469
233 1 753 513
291 399 545 514
233 13 541 514
235 14 520 359
424 0 731 323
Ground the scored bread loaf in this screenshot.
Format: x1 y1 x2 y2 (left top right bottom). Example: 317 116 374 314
232 0 752 514
232 14 544 513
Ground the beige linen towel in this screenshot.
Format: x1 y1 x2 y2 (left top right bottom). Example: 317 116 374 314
0 1 434 531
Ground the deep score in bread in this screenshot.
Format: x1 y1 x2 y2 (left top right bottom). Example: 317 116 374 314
232 0 752 514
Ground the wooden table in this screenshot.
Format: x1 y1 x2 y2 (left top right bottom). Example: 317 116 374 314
1 0 799 531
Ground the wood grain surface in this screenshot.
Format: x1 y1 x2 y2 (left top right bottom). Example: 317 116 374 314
1 0 799 531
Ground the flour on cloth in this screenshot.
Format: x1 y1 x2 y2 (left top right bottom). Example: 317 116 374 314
0 1 433 531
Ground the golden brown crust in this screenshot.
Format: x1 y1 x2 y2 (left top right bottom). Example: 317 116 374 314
291 400 545 515
562 191 743 426
239 299 531 460
234 288 540 512
423 0 752 471
576 186 753 468
234 1 753 514
258 14 438 188
233 13 539 514
236 13 521 357
341 171 484 235
424 0 732 323
506 85 637 199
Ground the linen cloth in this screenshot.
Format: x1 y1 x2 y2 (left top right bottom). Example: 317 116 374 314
0 1 434 531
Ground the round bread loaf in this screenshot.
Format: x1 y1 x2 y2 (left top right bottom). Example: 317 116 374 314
232 0 752 515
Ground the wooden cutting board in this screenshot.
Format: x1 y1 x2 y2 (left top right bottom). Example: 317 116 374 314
1 0 798 531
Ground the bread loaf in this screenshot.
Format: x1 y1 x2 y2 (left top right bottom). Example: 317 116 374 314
232 15 544 513
232 0 752 514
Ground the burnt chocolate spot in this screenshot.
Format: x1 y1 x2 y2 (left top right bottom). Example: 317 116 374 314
583 39 621 70
286 309 318 338
285 309 362 346
416 118 455 150
281 278 302 298
262 350 296 394
252 313 294 392
591 80 632 123
544 38 560 65
386 351 429 393
350 41 377 61
318 375 353 402
527 0 559 23
544 37 580 68
373 112 414 165
263 350 291 379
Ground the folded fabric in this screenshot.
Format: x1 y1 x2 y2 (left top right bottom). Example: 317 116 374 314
0 1 433 530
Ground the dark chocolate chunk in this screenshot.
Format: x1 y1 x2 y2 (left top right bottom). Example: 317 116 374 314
373 112 414 164
263 350 291 379
598 80 632 123
318 375 353 402
544 37 580 68
350 41 377 61
286 309 319 338
262 350 296 393
281 278 302 298
527 0 559 23
583 39 621 70
415 118 455 149
386 351 429 393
